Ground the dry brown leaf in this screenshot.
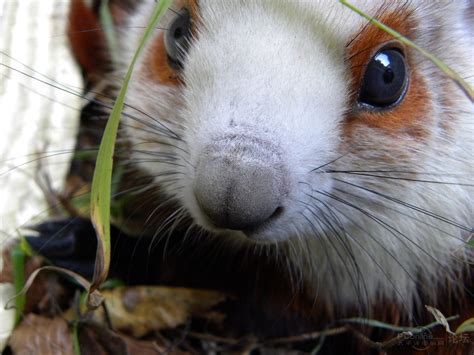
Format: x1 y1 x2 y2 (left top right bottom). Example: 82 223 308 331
0 241 43 284
9 314 179 355
93 286 227 337
2 239 102 311
121 336 168 354
0 241 73 316
78 322 173 355
9 314 74 354
425 305 454 334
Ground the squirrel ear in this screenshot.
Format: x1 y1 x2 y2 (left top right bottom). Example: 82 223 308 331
68 0 110 84
68 0 131 86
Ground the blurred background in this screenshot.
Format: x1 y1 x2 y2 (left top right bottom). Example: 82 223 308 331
0 0 81 240
0 1 83 346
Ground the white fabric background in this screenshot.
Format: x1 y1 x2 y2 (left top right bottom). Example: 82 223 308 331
0 0 81 238
0 1 81 348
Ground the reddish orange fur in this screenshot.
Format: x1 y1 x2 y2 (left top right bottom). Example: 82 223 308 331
68 0 130 83
145 0 199 86
146 32 182 86
345 8 432 139
68 0 109 79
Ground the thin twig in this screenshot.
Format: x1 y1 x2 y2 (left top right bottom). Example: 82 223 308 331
346 325 413 350
266 326 348 345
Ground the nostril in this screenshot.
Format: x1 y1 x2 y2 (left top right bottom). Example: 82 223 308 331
241 206 284 235
270 206 284 221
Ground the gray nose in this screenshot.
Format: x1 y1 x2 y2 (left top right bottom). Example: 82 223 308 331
194 139 285 230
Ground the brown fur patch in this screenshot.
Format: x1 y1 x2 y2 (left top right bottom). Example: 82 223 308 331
344 7 432 139
145 0 199 86
188 0 200 21
68 0 132 83
147 32 182 85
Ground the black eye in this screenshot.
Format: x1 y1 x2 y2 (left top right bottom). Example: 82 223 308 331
165 9 191 69
359 49 408 108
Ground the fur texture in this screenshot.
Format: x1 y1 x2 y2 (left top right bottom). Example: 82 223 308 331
100 0 473 316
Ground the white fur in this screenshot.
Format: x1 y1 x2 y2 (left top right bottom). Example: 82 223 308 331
117 0 473 313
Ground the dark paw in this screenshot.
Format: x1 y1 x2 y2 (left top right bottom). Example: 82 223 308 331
25 218 98 279
25 217 161 283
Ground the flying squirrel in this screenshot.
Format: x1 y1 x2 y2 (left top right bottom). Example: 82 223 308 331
39 0 474 352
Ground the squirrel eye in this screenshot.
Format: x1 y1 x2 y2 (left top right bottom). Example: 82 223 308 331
165 8 191 69
359 49 408 108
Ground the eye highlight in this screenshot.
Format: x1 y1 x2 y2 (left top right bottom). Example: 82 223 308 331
164 8 191 69
359 48 408 108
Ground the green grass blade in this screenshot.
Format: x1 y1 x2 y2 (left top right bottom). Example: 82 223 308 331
455 317 474 334
90 0 172 290
99 0 118 65
71 319 81 355
339 0 474 102
11 244 26 325
7 266 104 311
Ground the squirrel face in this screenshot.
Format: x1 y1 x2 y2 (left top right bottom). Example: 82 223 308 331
81 0 473 309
